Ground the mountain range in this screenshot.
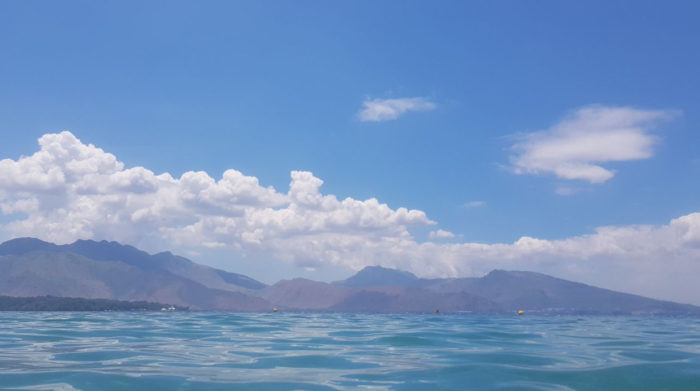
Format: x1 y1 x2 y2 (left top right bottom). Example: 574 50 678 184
1 237 698 315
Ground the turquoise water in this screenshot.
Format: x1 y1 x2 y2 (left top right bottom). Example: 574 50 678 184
0 313 699 390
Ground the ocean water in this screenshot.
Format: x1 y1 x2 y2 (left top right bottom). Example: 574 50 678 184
0 313 698 390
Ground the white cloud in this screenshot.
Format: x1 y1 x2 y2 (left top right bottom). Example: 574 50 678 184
357 97 436 122
510 106 677 183
464 201 485 208
429 229 455 239
1 132 700 304
0 131 434 259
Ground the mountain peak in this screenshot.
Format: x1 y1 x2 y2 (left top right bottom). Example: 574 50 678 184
0 237 58 255
337 265 418 287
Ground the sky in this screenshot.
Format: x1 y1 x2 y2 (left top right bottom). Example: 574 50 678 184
1 1 699 304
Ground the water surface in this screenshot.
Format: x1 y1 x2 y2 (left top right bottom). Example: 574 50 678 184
0 312 698 390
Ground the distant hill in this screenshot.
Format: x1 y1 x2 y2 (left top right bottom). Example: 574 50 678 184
263 278 351 310
1 238 699 314
267 267 700 315
0 295 186 311
0 238 270 311
334 265 418 287
413 270 699 315
0 238 266 292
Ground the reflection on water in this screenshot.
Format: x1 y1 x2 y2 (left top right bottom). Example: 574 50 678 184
0 312 698 390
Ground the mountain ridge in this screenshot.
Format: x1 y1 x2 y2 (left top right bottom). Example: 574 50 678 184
0 238 270 311
1 238 698 314
334 265 419 287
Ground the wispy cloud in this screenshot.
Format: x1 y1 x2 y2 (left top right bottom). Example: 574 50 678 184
463 201 485 208
509 106 678 183
357 97 436 122
555 186 577 196
429 229 455 239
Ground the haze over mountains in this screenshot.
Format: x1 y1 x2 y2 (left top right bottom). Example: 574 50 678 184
0 238 697 315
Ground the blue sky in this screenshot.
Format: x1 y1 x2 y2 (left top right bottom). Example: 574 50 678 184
1 1 699 303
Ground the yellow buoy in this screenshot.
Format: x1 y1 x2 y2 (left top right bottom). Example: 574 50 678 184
517 310 524 315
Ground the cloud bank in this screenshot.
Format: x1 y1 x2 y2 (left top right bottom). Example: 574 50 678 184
510 106 677 183
1 132 699 304
357 97 436 122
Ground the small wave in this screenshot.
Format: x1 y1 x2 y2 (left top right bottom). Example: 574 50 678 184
0 313 698 390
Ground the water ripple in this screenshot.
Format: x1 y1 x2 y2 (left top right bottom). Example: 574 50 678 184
0 313 698 390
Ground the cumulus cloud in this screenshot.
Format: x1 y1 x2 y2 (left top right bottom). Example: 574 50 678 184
510 106 677 183
0 131 434 263
357 97 436 122
1 131 700 304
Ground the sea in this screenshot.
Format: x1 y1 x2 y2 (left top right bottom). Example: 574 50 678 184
0 312 698 391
